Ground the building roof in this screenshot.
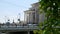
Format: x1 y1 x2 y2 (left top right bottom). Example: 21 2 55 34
24 10 35 14
31 2 39 7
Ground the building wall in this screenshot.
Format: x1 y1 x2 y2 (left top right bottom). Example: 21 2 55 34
24 11 35 24
39 13 45 23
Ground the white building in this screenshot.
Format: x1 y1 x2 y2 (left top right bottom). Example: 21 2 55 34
24 2 45 24
24 10 35 24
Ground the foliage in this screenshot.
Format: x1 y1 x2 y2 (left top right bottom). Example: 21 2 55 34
37 0 60 34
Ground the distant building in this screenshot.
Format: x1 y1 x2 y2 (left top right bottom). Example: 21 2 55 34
24 2 45 24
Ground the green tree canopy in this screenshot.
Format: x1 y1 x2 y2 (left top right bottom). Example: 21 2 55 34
38 0 60 34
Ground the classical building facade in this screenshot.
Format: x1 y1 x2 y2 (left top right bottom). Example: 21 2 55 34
24 2 45 24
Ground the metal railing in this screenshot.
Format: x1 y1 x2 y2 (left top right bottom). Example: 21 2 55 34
0 25 39 31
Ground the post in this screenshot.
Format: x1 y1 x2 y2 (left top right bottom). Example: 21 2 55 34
28 31 30 34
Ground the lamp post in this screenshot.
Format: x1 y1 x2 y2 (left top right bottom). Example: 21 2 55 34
5 16 7 23
17 13 21 26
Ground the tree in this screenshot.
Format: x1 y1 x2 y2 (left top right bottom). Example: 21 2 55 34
38 0 60 34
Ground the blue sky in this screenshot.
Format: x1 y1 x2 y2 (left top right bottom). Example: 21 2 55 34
0 0 38 23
